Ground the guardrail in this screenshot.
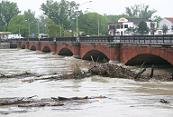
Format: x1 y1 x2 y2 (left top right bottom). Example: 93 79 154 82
119 35 173 45
5 35 173 45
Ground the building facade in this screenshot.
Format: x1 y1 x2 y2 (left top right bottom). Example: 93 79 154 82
108 17 157 36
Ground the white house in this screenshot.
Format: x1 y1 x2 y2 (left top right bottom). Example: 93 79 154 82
158 17 173 34
108 17 157 35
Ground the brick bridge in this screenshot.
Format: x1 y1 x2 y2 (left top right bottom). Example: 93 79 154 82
15 35 173 66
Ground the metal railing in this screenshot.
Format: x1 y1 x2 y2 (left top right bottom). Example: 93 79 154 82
119 35 173 45
8 35 173 45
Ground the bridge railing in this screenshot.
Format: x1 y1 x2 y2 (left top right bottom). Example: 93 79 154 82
55 37 77 43
13 35 173 45
79 36 114 43
119 35 173 45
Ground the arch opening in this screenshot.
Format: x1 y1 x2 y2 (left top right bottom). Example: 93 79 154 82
82 50 109 63
126 54 172 67
21 45 25 49
58 48 73 56
42 46 51 53
30 46 36 51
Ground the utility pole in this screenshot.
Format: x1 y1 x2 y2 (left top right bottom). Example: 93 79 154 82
37 21 40 36
97 14 100 36
75 1 93 37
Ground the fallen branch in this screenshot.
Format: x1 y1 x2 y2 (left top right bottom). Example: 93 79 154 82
0 95 107 108
134 68 146 80
51 95 107 101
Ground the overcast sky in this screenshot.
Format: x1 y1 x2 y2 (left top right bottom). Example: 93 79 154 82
9 0 172 17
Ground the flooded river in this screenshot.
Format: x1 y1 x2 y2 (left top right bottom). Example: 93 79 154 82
0 49 173 117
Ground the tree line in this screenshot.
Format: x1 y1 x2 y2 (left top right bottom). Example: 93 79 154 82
0 0 162 37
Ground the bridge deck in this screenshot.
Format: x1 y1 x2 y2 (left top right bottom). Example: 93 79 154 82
7 35 173 46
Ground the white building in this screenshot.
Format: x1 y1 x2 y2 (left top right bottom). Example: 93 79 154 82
108 17 157 35
158 18 173 34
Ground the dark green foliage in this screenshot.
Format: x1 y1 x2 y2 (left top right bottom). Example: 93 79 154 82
8 15 28 37
162 25 168 34
8 10 38 37
41 0 80 30
78 12 108 36
125 4 156 20
137 21 149 34
0 1 20 31
46 18 61 37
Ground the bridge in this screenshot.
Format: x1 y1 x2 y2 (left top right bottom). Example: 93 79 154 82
11 35 173 66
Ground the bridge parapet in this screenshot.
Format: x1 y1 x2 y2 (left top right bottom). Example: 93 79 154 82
16 35 173 46
120 35 173 45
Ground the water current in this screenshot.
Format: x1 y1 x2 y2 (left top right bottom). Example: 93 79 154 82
0 49 173 117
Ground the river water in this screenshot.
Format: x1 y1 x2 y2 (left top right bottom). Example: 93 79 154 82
0 49 173 117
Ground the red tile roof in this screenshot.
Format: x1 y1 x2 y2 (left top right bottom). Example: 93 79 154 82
165 18 173 23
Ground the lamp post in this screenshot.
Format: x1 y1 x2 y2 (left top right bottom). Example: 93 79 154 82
76 11 79 37
97 14 100 36
18 26 21 39
37 20 40 36
25 19 30 38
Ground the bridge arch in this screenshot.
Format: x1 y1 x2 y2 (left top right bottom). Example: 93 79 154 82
126 54 172 66
30 45 36 51
42 46 51 53
21 44 25 49
82 50 109 62
58 48 73 56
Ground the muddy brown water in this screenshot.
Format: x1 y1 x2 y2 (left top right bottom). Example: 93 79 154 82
0 49 173 117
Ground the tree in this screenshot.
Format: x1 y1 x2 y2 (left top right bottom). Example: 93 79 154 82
38 16 48 34
8 15 28 37
0 1 20 31
8 10 39 37
24 10 38 37
78 12 108 36
153 16 162 28
150 22 156 35
125 4 156 20
162 25 168 35
41 0 79 31
46 18 61 37
126 4 140 18
137 21 149 35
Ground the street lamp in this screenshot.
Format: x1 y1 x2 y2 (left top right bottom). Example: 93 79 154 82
37 20 40 36
25 19 30 38
18 26 21 38
97 13 100 36
75 11 80 37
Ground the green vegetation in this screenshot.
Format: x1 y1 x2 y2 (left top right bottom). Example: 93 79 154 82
137 21 149 34
0 0 162 37
162 25 168 35
125 4 156 20
0 1 20 31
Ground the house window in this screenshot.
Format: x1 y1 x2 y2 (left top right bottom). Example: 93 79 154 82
124 24 128 28
171 26 173 31
121 25 123 28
